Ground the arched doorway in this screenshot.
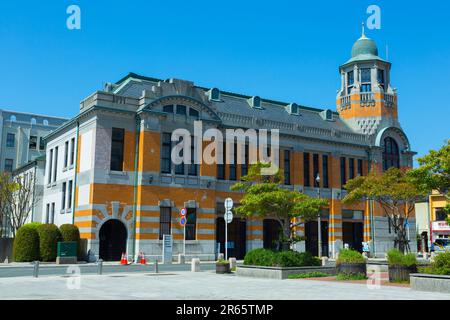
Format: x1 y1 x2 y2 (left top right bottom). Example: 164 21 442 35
99 219 127 261
216 217 247 259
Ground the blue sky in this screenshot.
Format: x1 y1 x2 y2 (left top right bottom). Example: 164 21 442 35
0 0 449 162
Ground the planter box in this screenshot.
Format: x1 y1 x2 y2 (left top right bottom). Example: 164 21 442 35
216 263 231 274
336 263 367 276
388 265 417 282
410 273 450 293
236 265 336 280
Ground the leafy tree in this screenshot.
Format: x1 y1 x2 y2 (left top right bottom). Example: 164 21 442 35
408 140 450 222
8 171 40 237
343 168 426 253
231 162 327 249
0 173 19 238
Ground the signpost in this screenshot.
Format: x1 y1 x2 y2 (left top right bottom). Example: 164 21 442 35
224 198 234 260
180 208 187 256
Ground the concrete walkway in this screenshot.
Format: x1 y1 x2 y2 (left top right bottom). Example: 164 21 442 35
2 271 450 300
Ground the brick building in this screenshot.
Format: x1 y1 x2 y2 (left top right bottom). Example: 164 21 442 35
41 30 416 261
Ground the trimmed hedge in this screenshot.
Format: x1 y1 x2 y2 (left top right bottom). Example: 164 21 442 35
244 249 321 267
244 248 277 266
13 224 40 262
59 224 81 259
37 224 62 262
336 249 365 265
387 249 417 267
59 224 80 242
26 222 42 230
274 251 321 267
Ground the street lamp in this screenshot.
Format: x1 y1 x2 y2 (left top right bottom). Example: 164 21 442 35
315 173 322 258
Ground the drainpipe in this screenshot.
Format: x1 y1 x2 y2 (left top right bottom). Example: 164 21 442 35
131 115 141 261
72 121 80 225
427 195 432 250
367 147 376 256
31 162 36 222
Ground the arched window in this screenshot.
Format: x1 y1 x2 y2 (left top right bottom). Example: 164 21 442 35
31 118 37 125
9 115 16 122
383 137 400 170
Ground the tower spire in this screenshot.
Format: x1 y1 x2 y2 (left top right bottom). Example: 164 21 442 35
361 21 366 38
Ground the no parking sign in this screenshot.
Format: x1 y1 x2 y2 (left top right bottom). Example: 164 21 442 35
180 208 187 227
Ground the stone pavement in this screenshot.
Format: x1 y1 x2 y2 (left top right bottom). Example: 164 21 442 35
2 270 450 300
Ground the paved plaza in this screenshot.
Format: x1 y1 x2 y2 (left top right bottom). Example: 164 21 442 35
2 270 450 300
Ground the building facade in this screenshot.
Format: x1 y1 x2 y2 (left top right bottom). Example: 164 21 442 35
0 110 67 173
429 192 450 243
41 31 417 261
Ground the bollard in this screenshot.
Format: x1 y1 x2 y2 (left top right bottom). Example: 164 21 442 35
229 257 237 270
33 261 39 278
154 259 159 274
191 258 200 272
98 259 103 275
178 254 185 264
321 256 329 267
218 253 224 260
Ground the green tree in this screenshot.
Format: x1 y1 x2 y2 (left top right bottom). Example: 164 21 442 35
408 140 450 222
231 163 327 249
343 168 426 253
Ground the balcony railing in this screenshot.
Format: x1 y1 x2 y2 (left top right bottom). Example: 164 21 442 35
360 92 375 103
339 91 396 110
384 93 396 107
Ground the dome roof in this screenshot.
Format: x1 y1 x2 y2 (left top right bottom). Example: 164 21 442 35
351 35 378 57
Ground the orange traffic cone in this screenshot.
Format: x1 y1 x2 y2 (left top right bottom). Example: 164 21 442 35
120 252 127 265
140 251 146 265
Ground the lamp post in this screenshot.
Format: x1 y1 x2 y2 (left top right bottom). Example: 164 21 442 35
316 173 322 258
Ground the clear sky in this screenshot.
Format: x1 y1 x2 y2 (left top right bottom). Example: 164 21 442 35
1 0 449 162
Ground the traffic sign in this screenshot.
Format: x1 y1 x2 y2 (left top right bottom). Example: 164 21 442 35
224 198 233 210
180 208 187 216
180 216 187 227
224 210 233 224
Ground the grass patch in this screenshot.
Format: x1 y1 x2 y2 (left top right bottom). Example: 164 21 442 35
288 271 329 279
389 279 410 284
387 249 417 267
336 249 365 264
336 273 367 281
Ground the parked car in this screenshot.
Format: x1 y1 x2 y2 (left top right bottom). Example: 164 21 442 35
431 239 450 253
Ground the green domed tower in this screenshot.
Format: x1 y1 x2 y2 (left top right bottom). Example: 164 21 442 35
336 24 398 136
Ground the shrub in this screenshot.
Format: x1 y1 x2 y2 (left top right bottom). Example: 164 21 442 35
13 224 40 262
59 224 80 242
387 249 417 267
336 273 367 281
244 248 276 266
26 222 42 230
422 251 450 275
216 259 230 265
336 249 365 265
59 224 80 257
274 251 321 267
37 224 62 262
244 249 321 267
288 271 329 279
